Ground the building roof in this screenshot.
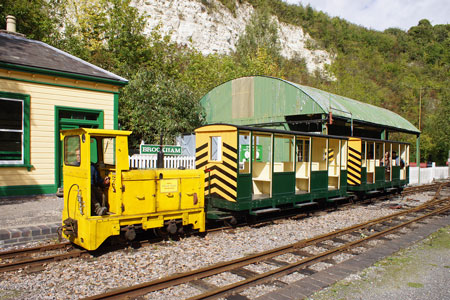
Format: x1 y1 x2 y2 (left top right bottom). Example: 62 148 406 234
288 81 419 134
200 76 419 135
0 32 128 85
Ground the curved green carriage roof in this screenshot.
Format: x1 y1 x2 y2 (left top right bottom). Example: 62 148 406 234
200 76 419 135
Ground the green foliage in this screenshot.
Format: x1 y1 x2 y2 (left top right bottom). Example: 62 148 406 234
180 51 242 98
216 0 238 15
235 4 281 64
119 68 204 149
0 0 63 42
56 0 152 77
248 0 449 163
6 0 449 163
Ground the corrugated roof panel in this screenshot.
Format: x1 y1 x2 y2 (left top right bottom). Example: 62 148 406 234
201 76 419 134
287 81 419 133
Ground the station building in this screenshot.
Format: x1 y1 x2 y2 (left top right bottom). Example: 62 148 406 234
0 19 128 197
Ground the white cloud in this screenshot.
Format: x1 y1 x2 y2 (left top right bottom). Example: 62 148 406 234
283 0 450 31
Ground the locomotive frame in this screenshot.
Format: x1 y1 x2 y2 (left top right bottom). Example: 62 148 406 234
60 128 206 250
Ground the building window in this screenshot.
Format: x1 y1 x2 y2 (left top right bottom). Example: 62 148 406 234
0 92 30 167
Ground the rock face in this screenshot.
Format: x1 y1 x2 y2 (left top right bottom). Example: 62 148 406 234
138 0 334 76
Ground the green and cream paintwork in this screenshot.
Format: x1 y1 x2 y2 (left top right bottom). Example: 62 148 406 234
0 66 124 197
195 124 350 218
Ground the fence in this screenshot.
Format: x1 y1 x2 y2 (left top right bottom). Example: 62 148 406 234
128 155 449 184
129 154 195 169
409 163 450 185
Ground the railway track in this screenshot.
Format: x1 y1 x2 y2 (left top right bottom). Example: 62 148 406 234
0 182 446 275
0 241 87 273
82 183 449 300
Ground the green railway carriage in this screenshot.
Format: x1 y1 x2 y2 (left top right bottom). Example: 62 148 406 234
347 137 409 195
195 124 349 220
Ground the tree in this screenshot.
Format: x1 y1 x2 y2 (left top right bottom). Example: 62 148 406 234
56 0 152 77
119 68 204 149
0 0 63 42
235 4 281 64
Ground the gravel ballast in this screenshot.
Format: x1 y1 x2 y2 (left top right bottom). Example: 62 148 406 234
0 193 438 299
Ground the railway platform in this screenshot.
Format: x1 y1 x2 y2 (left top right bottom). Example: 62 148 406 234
0 194 62 248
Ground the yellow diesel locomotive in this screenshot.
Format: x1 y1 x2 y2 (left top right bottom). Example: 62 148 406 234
61 128 205 250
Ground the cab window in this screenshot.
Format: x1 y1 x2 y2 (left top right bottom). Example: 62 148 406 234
64 136 81 166
102 137 115 165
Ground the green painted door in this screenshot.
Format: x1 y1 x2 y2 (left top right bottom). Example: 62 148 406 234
272 172 295 197
56 108 103 188
237 174 252 202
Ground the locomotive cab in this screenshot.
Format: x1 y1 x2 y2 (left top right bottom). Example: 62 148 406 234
61 128 205 250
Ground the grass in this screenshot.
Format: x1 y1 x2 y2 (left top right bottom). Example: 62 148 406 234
407 282 424 288
308 225 450 300
420 227 450 250
0 290 22 300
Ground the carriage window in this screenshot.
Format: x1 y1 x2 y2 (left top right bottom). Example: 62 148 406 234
64 136 81 166
296 139 310 162
210 136 222 161
239 132 250 173
341 140 347 169
312 137 327 171
375 143 383 166
361 142 366 167
392 144 400 166
253 134 271 163
274 135 294 172
367 142 374 160
386 143 393 166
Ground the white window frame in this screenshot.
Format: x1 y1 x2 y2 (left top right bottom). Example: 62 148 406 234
210 136 222 162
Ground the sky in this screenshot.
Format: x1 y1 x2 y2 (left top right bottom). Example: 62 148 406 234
283 0 450 31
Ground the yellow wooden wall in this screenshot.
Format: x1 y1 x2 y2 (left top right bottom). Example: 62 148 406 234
0 69 119 188
195 125 238 202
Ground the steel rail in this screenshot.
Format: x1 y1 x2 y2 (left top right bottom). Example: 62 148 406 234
0 249 89 273
82 187 448 300
188 199 450 300
0 241 71 259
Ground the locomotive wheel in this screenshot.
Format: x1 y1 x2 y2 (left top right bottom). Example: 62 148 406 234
153 227 169 238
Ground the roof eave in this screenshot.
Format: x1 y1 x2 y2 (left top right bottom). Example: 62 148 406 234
332 116 420 135
0 61 128 87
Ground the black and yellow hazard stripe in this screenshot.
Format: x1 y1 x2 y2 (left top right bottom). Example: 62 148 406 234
347 146 362 185
328 148 334 163
196 142 237 202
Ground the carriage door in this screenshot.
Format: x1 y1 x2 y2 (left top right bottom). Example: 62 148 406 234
56 107 103 188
